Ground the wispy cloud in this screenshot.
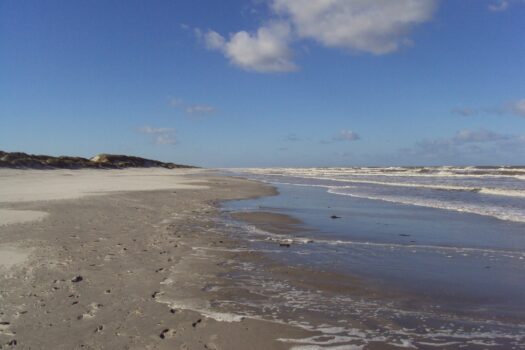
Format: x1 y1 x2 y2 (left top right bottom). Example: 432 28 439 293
453 129 511 144
488 0 525 12
169 98 184 107
201 0 437 73
453 98 525 118
185 104 216 115
321 129 361 144
283 133 301 142
511 99 525 117
451 107 479 117
333 129 361 142
137 126 177 145
402 129 525 160
489 0 510 11
169 97 217 116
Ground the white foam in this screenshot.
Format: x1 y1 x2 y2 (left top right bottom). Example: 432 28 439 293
289 345 364 350
417 341 462 347
156 296 247 323
228 220 525 258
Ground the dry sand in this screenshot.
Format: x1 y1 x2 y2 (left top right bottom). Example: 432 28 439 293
0 210 48 227
0 168 207 204
0 169 311 349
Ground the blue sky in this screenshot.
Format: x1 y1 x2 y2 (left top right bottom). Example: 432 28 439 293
1 0 524 167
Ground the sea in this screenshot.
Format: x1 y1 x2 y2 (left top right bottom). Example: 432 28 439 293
211 166 525 349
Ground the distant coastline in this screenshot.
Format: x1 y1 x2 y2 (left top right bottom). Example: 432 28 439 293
0 150 196 169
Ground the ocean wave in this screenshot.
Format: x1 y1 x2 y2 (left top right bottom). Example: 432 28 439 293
479 188 525 197
290 176 525 198
230 167 525 179
327 188 525 224
226 167 525 223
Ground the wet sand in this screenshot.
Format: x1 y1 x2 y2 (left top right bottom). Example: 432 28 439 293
222 183 525 348
0 169 313 349
230 211 305 235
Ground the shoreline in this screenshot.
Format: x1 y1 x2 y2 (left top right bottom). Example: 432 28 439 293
0 170 312 349
219 178 525 348
2 169 524 348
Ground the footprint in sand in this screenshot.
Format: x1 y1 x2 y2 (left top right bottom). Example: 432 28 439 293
205 335 220 349
0 321 14 336
5 339 17 346
78 303 103 320
159 328 177 339
160 278 173 285
151 291 164 299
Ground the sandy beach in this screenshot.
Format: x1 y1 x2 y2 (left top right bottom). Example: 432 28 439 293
0 169 312 349
2 168 525 349
3 0 524 348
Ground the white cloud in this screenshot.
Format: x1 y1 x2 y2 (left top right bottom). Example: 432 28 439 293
204 22 297 73
138 126 177 145
273 0 437 54
202 0 437 73
204 30 226 50
185 104 217 115
334 129 361 142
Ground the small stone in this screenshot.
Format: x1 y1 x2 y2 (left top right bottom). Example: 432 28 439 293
71 276 83 283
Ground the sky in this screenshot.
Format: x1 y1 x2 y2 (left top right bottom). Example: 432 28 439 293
1 0 524 167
